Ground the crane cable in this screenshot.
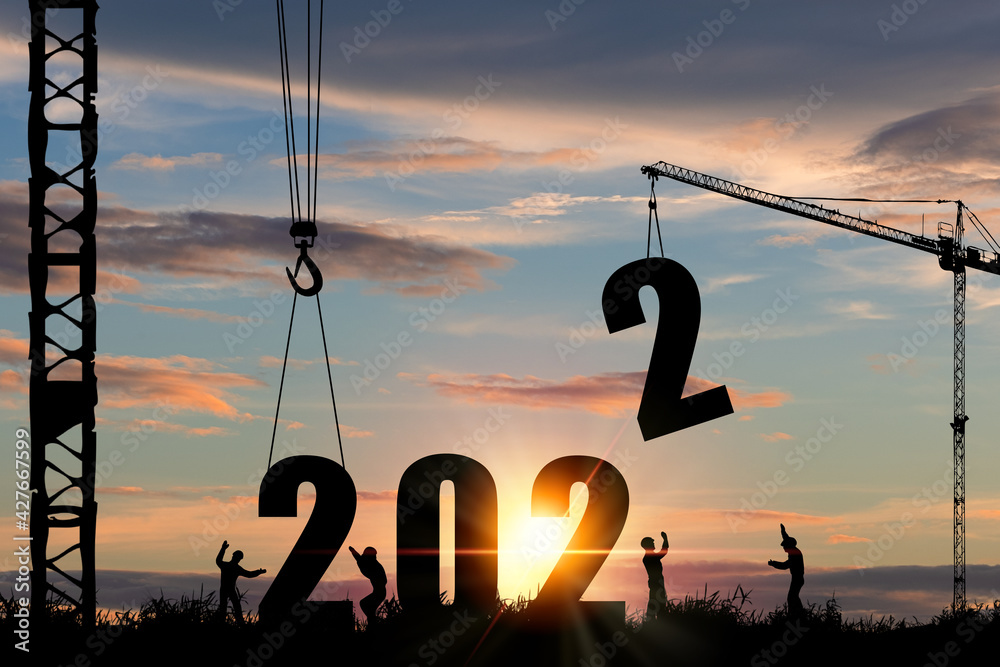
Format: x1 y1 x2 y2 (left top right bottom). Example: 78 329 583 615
646 175 664 258
268 0 346 472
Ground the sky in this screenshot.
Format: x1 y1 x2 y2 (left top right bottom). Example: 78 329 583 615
1 0 1000 623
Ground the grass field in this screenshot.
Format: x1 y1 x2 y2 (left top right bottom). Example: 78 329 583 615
3 587 998 666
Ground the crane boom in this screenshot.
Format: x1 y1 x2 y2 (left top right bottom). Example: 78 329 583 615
641 159 1000 612
640 161 1000 277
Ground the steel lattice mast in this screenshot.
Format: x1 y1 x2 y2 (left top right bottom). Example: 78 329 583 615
28 0 99 628
642 160 1000 610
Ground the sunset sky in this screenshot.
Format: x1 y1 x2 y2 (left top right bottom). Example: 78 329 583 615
1 0 999 622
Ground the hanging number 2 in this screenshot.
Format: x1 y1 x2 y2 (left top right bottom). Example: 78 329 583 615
602 257 733 440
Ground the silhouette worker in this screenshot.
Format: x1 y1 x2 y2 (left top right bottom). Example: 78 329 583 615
641 531 669 620
767 524 804 616
349 545 387 622
215 540 265 625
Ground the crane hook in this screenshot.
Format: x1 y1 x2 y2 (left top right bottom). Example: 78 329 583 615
286 243 323 297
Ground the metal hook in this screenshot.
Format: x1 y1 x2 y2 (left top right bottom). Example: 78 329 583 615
286 244 323 297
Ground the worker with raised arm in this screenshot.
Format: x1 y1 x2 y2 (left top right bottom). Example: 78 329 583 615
349 545 387 623
641 530 670 621
767 524 804 616
215 540 265 625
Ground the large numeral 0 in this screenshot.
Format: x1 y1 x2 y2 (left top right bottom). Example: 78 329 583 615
396 454 498 613
258 455 356 621
531 456 628 610
603 257 733 440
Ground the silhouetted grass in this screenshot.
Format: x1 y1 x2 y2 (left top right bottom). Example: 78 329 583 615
2 587 998 666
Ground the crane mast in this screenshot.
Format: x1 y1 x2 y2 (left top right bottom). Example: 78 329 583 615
28 0 100 629
642 160 1000 611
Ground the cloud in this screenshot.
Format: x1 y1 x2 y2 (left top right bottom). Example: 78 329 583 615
827 534 872 545
98 418 239 438
112 152 225 171
305 137 578 180
857 91 1000 167
357 490 396 502
824 300 893 321
258 355 359 370
340 425 374 439
96 353 266 422
758 432 794 442
842 90 1000 200
0 182 515 296
110 299 245 323
400 371 789 416
702 273 765 294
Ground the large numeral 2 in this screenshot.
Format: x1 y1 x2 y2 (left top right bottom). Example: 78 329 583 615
603 257 733 440
257 455 356 620
531 456 628 610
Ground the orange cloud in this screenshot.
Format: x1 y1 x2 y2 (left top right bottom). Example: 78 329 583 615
0 331 29 365
97 354 265 421
100 418 239 438
112 152 224 171
258 355 359 370
357 490 396 502
340 425 374 439
758 432 794 442
401 371 789 417
111 299 244 323
305 137 578 180
827 534 872 544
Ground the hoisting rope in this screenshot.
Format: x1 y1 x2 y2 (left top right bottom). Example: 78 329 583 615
646 174 664 258
268 0 346 471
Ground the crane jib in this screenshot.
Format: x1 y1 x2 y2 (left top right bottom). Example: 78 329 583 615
641 162 1000 276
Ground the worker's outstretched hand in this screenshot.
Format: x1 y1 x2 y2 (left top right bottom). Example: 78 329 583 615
222 540 229 550
661 531 669 548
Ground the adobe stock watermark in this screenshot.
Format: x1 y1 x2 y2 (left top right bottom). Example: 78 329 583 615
726 417 844 532
49 65 170 175
453 408 512 457
853 462 953 573
877 0 933 41
750 620 809 666
672 0 752 73
511 117 628 232
383 74 502 191
857 126 960 224
730 84 834 181
521 448 637 565
180 110 285 214
213 0 245 21
544 0 588 31
409 610 478 666
690 287 799 384
190 437 306 555
222 236 340 353
556 258 671 360
350 277 468 394
6 0 81 55
922 589 999 667
882 309 949 372
340 0 414 63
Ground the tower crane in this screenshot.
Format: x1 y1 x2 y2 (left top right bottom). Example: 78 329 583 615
641 160 1000 611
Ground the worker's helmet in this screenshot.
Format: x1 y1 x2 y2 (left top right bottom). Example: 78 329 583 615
640 537 655 550
233 550 244 561
363 546 377 557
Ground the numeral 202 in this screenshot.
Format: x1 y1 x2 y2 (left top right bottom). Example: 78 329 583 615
258 454 628 619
